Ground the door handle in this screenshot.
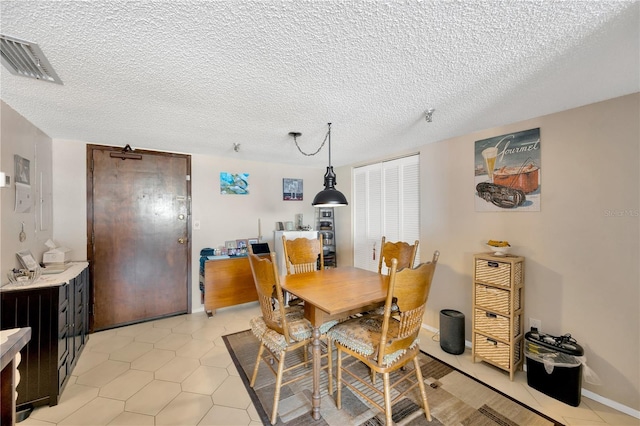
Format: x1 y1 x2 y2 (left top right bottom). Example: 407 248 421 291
178 238 186 244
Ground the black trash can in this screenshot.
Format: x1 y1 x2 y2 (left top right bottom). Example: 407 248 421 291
440 309 465 354
525 330 584 406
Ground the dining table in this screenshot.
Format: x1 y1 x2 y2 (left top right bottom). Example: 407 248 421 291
280 266 389 421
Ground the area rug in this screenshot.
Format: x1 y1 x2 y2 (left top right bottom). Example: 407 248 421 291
223 330 562 426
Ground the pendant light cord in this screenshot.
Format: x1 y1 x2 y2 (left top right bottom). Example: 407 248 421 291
292 123 331 157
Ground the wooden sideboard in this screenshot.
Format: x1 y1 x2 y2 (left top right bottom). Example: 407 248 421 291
202 257 258 316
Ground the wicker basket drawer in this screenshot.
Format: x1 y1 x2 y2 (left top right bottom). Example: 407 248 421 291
474 284 520 314
475 259 513 287
474 309 521 341
474 333 522 369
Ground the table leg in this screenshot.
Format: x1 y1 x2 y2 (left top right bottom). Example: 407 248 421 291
311 325 321 420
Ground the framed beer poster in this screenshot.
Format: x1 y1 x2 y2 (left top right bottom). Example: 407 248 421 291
474 128 541 212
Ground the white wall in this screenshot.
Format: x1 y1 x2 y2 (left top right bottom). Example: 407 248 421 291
1 101 53 280
49 141 326 310
190 154 324 309
418 94 639 412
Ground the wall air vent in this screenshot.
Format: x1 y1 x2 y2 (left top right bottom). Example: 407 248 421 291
1 34 62 84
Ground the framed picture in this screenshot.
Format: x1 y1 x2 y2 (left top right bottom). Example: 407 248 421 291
474 128 541 212
14 155 30 185
283 178 303 201
236 239 248 249
247 238 259 245
17 250 39 270
225 240 237 249
220 172 249 195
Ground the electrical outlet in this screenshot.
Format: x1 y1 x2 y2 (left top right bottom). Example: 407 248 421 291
529 318 542 331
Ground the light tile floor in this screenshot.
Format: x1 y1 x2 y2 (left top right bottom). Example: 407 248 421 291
18 302 638 426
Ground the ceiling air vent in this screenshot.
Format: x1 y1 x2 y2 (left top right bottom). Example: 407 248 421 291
1 34 62 84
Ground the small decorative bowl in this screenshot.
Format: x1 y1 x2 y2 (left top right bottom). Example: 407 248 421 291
486 244 511 256
7 267 41 286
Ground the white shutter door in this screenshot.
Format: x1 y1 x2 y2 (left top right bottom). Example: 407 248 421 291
353 163 382 270
353 155 419 270
399 156 420 262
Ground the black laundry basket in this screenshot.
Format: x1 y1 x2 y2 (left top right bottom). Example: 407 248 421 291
440 309 465 354
525 330 584 406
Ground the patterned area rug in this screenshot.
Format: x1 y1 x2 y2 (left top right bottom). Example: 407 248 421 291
223 330 562 426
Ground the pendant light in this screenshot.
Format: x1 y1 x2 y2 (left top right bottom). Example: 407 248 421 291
290 123 348 207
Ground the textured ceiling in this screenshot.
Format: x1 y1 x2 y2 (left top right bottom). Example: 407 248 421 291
1 1 638 167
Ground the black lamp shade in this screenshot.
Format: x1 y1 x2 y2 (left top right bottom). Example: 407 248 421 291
312 166 348 207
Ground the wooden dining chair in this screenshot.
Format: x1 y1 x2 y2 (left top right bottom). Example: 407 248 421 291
282 234 325 274
368 237 419 317
378 236 419 274
282 235 324 305
246 247 337 424
328 250 440 425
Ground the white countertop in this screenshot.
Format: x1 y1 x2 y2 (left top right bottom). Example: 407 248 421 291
1 262 89 291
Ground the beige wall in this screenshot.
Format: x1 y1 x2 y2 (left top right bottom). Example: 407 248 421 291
1 101 53 279
417 94 639 411
2 94 638 413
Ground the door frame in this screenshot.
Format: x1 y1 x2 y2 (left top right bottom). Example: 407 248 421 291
86 144 192 332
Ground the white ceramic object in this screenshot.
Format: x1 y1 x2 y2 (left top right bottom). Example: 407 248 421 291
486 244 511 256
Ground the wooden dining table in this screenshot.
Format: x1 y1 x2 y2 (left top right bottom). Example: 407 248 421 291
280 266 389 420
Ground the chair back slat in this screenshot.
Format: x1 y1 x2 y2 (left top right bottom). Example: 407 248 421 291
247 248 292 342
377 252 439 362
282 235 324 274
378 236 419 274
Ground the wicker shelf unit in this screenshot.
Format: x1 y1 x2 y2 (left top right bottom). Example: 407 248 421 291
472 253 525 381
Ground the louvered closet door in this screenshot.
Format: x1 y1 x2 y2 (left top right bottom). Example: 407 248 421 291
353 155 420 271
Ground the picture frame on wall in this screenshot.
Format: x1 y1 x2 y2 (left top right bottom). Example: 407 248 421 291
474 128 541 212
283 178 303 201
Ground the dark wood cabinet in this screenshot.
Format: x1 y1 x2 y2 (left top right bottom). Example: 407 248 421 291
0 264 89 411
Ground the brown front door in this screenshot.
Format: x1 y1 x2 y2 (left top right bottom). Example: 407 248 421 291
88 145 191 331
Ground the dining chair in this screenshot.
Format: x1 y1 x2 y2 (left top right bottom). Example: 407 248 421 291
246 247 337 425
328 250 440 425
282 234 324 305
378 236 419 274
369 237 419 317
282 234 325 274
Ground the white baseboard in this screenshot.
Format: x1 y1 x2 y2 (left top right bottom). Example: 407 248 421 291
421 324 640 420
581 389 640 420
192 305 205 314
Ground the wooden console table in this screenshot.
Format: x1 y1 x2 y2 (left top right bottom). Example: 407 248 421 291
202 257 258 316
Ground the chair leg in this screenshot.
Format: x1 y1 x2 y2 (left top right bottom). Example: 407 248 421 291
413 356 432 422
271 351 286 425
336 347 342 409
382 372 393 425
250 343 265 387
327 338 333 395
